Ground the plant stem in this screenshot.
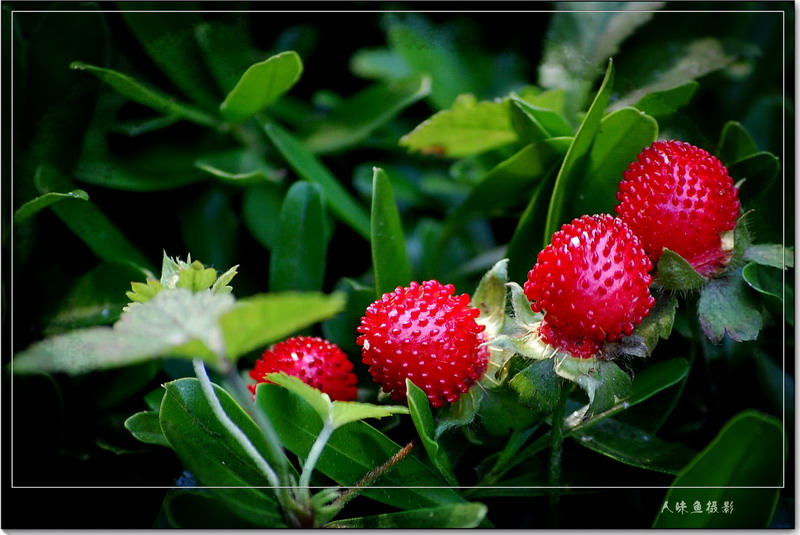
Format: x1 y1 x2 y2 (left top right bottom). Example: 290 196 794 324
548 380 570 528
299 421 334 489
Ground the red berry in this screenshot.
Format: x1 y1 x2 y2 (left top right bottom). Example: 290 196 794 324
357 280 489 408
614 140 740 277
524 214 655 359
249 336 358 401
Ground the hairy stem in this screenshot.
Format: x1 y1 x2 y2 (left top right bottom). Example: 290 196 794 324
300 421 334 489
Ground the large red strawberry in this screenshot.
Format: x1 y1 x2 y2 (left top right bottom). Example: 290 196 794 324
614 140 740 278
249 336 358 401
357 280 488 408
524 214 655 359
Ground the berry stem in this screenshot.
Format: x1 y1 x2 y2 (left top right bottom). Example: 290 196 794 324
548 380 570 528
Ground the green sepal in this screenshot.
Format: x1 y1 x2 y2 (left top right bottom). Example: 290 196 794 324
126 279 164 304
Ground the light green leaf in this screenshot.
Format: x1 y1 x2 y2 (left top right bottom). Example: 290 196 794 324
211 265 238 294
70 62 220 128
263 122 371 240
124 410 169 447
325 503 487 529
633 81 698 118
14 289 234 374
14 189 88 223
371 167 412 297
471 259 509 338
744 244 794 270
304 74 431 154
698 267 763 343
571 417 695 474
349 47 412 81
219 292 346 360
570 106 658 218
406 379 457 485
261 372 332 424
177 260 218 292
742 262 784 301
220 51 303 123
399 95 516 158
195 148 282 185
653 411 783 528
269 181 329 292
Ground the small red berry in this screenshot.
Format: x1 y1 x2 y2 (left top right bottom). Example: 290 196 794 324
357 280 489 408
524 214 655 359
249 336 358 401
614 140 740 277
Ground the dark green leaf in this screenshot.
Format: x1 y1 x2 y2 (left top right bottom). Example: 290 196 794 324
506 173 557 283
70 62 219 128
269 182 328 292
717 121 759 165
178 186 239 271
435 386 484 439
125 410 169 447
476 387 541 436
322 278 378 356
220 51 303 123
510 96 573 140
160 378 287 527
653 411 783 528
350 47 413 81
572 417 696 475
242 182 285 252
655 249 707 291
698 268 763 343
162 490 264 529
554 357 631 417
742 262 784 301
257 384 465 509
371 167 412 296
744 244 794 270
728 152 781 191
220 292 345 361
570 106 658 218
195 148 282 185
14 189 88 223
543 59 614 243
406 380 457 485
34 165 152 272
325 503 487 528
263 122 370 240
632 81 698 118
399 95 516 158
634 293 679 353
304 75 430 154
194 20 263 95
509 359 561 413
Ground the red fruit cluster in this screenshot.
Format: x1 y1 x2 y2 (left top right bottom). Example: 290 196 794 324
249 336 358 401
614 140 740 277
357 280 489 408
524 214 655 359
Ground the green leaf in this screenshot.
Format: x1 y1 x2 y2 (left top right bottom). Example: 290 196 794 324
632 81 698 118
219 292 346 361
161 490 265 529
325 503 487 529
510 96 573 140
349 47 412 81
14 189 88 223
126 280 163 305
570 106 658 218
406 379 457 485
242 182 285 252
399 95 516 158
304 74 431 154
371 167 412 297
717 121 760 165
160 378 287 528
653 411 783 528
539 4 661 114
554 357 631 417
728 152 781 189
434 386 484 439
177 260 219 292
70 62 219 128
124 410 169 447
195 148 282 185
742 262 784 301
34 165 152 272
655 249 708 291
506 175 557 283
543 59 614 243
471 259 509 338
263 121 371 240
269 182 329 292
744 244 794 270
698 268 763 343
447 137 571 229
571 417 696 475
634 293 679 353
194 20 263 95
220 51 303 123
14 289 234 375
257 384 465 509
509 358 561 413
475 387 542 437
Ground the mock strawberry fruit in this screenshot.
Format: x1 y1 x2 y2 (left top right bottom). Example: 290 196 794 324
357 280 489 408
249 336 358 401
614 140 740 278
524 214 655 359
